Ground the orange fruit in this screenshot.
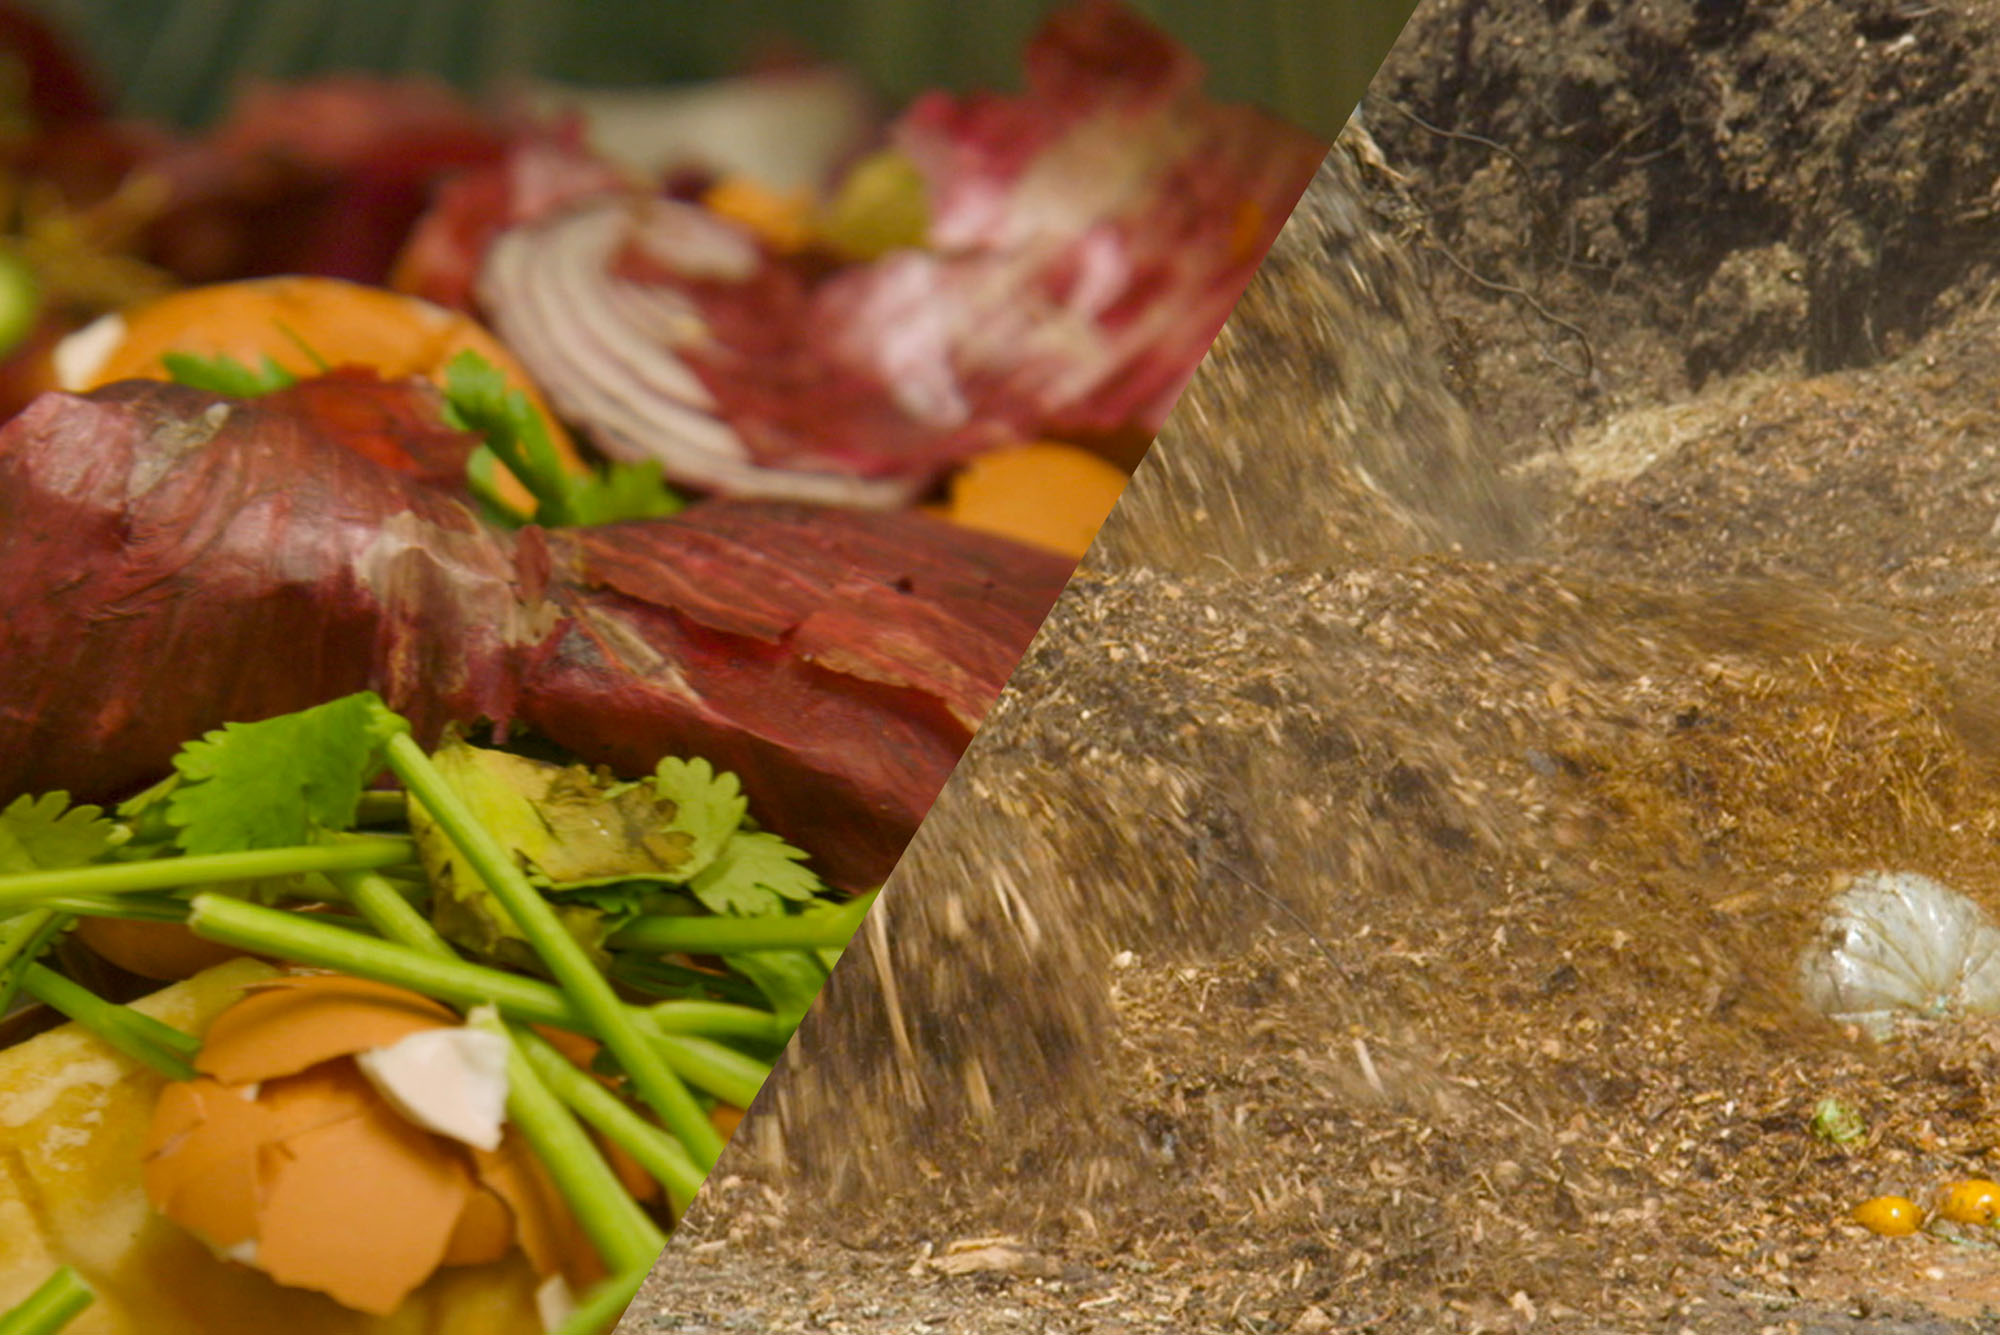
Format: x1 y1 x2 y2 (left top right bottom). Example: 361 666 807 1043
938 441 1130 560
1937 1179 2000 1226
54 275 581 514
702 176 818 255
1851 1195 1924 1236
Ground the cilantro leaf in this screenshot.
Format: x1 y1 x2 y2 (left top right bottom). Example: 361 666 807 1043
161 351 299 397
442 349 683 529
0 792 116 873
165 693 400 855
547 882 666 949
652 757 748 878
688 830 825 918
414 739 700 966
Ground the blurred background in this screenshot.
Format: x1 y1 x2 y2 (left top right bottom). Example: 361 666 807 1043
13 0 1418 139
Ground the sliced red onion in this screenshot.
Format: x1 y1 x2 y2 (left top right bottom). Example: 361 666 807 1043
480 197 920 508
472 3 1327 506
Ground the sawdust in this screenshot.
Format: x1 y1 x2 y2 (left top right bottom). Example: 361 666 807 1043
629 3 2000 1331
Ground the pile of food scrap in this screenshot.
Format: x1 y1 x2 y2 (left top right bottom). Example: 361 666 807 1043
0 2 1325 1332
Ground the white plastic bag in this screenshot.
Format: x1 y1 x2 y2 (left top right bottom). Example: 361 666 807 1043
1797 871 2000 1039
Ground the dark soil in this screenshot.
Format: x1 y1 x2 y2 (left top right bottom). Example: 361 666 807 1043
624 3 2000 1332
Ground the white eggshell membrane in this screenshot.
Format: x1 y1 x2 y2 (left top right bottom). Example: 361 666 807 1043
356 1025 512 1152
535 1272 576 1334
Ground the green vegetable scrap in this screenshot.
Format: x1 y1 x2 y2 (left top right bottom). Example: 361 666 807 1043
0 686 871 1298
161 350 298 396
165 692 403 855
164 343 684 530
688 831 822 918
0 1266 94 1335
442 349 682 528
818 149 931 261
0 793 119 1014
0 793 118 873
651 757 746 875
0 249 41 365
1811 1097 1868 1145
410 737 832 966
548 1266 648 1335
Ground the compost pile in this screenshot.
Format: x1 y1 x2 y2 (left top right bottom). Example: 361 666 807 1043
631 3 2000 1332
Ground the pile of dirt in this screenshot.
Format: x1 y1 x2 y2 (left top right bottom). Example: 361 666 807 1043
629 3 2000 1332
1370 0 2000 384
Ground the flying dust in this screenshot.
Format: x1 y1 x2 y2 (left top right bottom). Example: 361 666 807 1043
646 3 2000 1329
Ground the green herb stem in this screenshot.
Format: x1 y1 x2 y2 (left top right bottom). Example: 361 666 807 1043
333 868 667 1273
548 1265 649 1335
0 839 412 907
517 1028 707 1211
608 894 875 955
334 869 706 1211
471 1012 665 1273
0 909 60 1017
189 894 585 1024
607 957 766 1006
353 790 410 828
384 733 723 1166
648 1000 787 1044
650 1033 767 1111
0 1266 95 1335
0 910 55 973
188 895 767 1114
19 965 198 1081
33 895 193 924
331 869 451 954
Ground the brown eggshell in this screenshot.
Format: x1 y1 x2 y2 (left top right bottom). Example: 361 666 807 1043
142 1073 211 1161
471 1135 603 1289
254 1096 476 1316
196 975 459 1085
1 957 554 1333
142 1078 268 1250
441 1185 517 1269
527 1027 663 1205
72 917 247 981
256 1061 385 1141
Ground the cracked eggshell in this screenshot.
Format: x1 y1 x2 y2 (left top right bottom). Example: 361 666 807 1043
251 1092 477 1316
1 958 550 1332
145 1054 484 1316
193 975 462 1085
356 1025 511 1152
145 973 573 1320
470 1135 605 1292
525 1026 663 1207
1798 871 2000 1039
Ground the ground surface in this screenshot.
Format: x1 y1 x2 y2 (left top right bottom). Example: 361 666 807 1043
625 3 2000 1331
